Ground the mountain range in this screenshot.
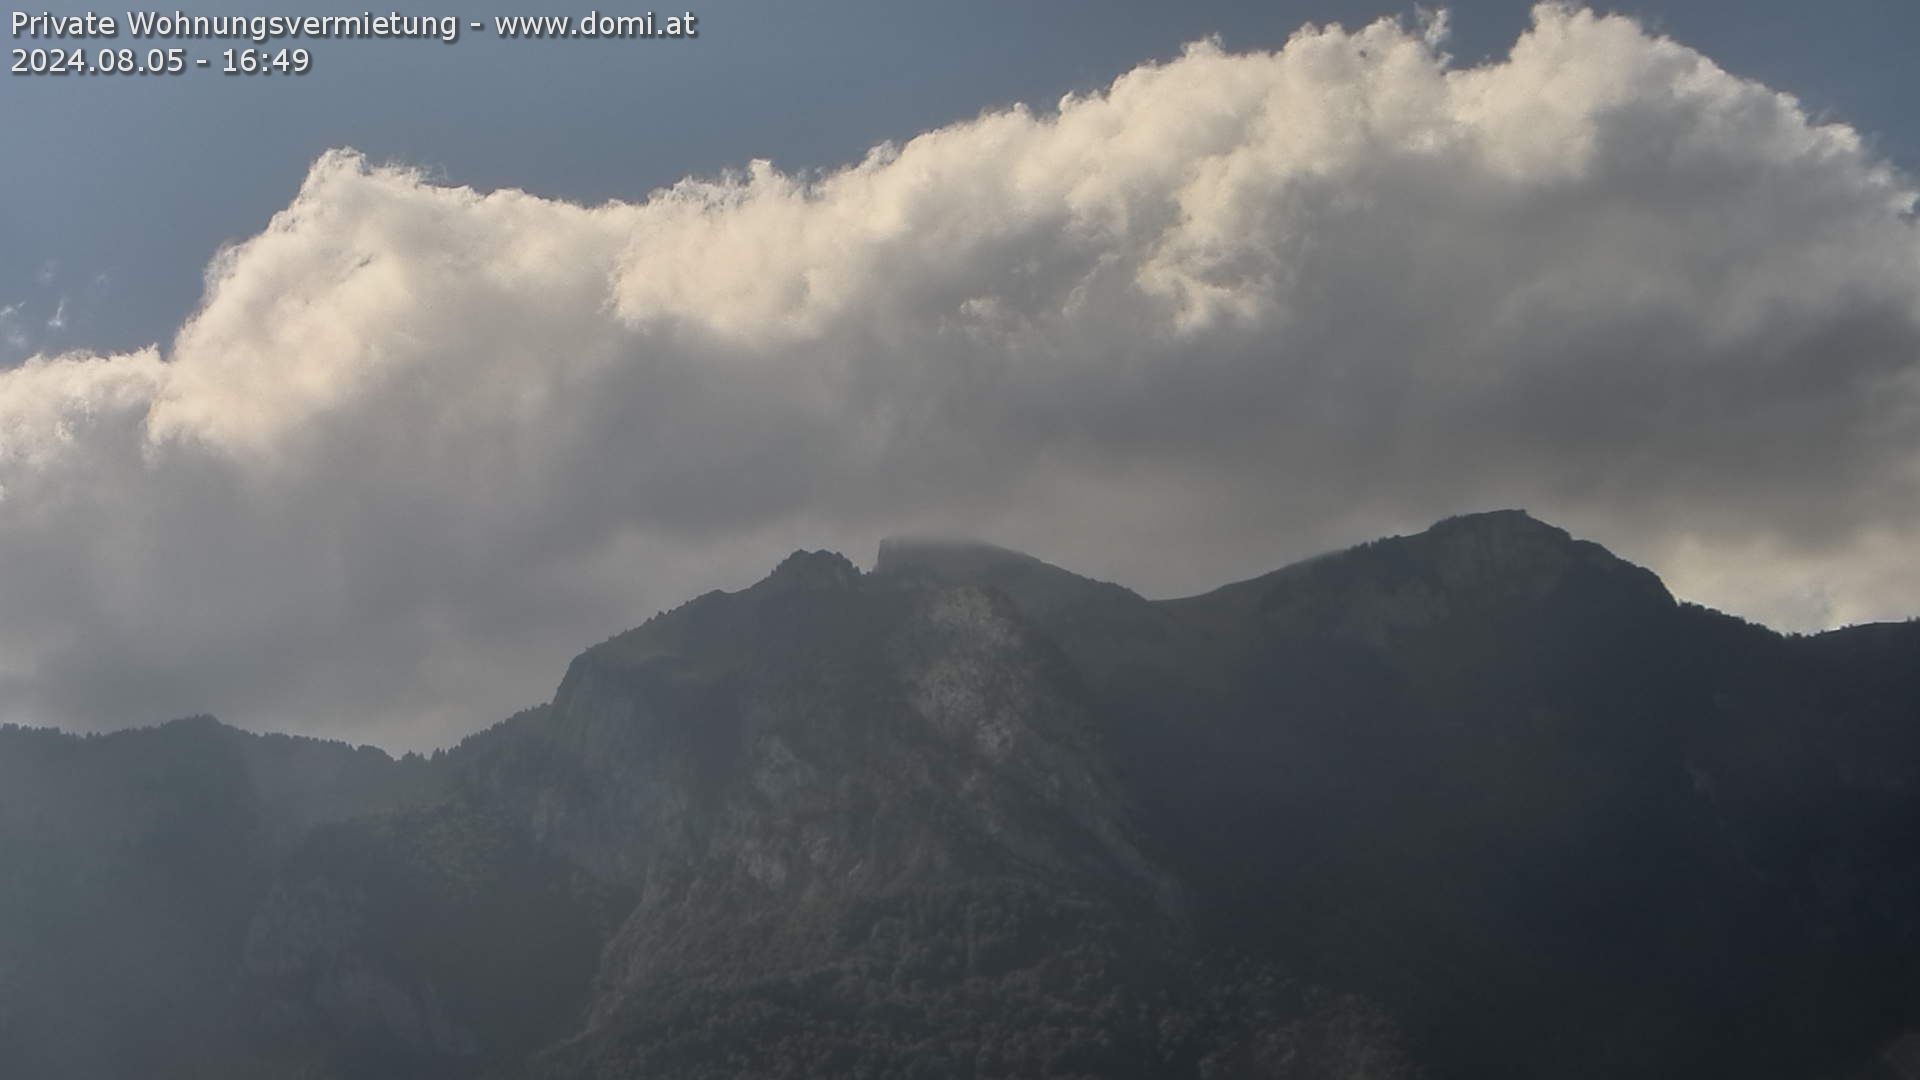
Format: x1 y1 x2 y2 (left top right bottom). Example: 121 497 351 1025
3 510 1918 1078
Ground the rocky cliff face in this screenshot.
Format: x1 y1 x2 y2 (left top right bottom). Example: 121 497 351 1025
454 550 1168 906
858 513 1920 1078
453 551 1229 1077
4 511 1918 1078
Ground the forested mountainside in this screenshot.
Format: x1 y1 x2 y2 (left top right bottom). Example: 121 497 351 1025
4 511 1918 1078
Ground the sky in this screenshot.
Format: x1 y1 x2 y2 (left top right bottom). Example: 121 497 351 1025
3 2 1919 749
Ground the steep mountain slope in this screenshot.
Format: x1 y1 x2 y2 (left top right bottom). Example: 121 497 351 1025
2 512 1917 1078
890 512 1920 1078
449 551 1404 1078
1167 516 1920 1078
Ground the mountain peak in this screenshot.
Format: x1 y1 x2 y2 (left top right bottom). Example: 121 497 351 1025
160 713 229 732
762 548 861 590
1426 507 1560 538
874 536 1044 577
1163 510 1672 650
874 535 1144 621
1402 509 1654 596
1404 509 1596 590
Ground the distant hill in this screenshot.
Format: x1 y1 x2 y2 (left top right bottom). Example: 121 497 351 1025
4 511 1917 1078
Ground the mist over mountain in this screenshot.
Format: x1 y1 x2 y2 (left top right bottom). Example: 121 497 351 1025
3 511 1918 1078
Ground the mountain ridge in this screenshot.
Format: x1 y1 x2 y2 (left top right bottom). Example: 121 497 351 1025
3 511 1918 1078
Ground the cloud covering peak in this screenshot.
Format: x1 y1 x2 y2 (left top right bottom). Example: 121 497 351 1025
4 5 1918 747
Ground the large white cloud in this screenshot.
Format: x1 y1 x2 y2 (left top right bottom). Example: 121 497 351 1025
3 4 1918 748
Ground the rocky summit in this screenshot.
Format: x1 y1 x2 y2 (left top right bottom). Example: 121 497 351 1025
4 511 1919 1079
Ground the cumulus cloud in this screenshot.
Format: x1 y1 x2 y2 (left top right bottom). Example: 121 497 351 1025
3 4 1918 747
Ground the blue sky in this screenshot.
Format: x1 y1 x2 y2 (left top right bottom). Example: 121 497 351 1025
5 0 1917 363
